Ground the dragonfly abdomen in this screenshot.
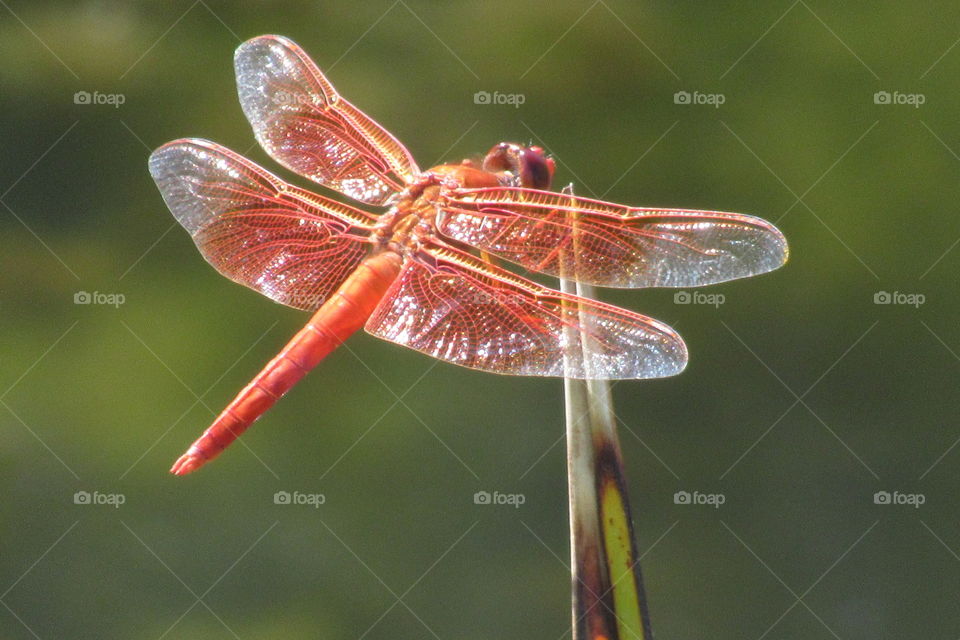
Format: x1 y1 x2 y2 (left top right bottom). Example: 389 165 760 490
170 251 402 475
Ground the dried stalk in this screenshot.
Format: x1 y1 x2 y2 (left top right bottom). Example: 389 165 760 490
560 185 652 640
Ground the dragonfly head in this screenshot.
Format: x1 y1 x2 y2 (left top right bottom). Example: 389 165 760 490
482 142 555 189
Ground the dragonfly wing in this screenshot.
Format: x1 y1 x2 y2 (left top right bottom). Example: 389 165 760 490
439 187 788 288
149 138 375 310
365 243 687 379
234 35 420 206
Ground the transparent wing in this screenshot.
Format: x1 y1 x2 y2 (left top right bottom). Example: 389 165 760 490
234 34 420 206
439 187 788 288
148 138 375 310
365 242 687 379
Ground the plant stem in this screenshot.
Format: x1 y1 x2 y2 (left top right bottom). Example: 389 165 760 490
560 186 653 640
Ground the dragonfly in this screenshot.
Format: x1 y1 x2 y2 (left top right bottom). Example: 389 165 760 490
149 35 788 475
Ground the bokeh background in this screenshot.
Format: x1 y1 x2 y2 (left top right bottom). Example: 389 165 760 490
2 2 958 638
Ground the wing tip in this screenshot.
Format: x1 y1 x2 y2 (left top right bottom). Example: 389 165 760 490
148 138 191 181
234 34 297 61
148 138 226 181
759 223 790 274
233 34 325 136
652 324 688 379
776 229 790 266
148 138 283 236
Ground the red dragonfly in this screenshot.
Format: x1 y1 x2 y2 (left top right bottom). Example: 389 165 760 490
149 35 787 475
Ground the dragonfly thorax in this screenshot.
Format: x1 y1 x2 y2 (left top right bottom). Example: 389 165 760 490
379 143 557 255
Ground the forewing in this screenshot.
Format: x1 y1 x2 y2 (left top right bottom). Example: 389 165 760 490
365 243 687 379
148 138 375 310
234 35 419 205
439 187 788 288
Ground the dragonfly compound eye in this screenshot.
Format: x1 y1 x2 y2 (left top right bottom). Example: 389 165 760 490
482 142 554 189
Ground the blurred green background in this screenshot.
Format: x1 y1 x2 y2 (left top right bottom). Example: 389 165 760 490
2 1 958 638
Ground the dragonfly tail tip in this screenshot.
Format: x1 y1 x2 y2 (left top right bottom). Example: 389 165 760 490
170 452 203 476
